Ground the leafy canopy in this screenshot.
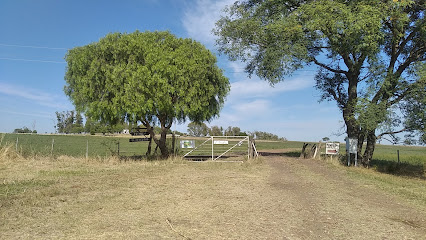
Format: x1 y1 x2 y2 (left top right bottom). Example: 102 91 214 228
215 0 425 149
65 31 230 129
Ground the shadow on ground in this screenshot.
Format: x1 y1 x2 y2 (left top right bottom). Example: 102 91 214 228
259 151 425 179
370 159 425 179
259 151 301 158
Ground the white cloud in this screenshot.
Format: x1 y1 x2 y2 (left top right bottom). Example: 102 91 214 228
229 77 313 100
232 99 270 114
0 82 70 109
181 1 343 142
0 109 53 119
224 60 315 100
182 0 235 46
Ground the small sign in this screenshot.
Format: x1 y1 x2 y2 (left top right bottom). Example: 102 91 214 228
130 132 149 136
326 143 340 155
180 140 195 149
346 138 358 154
129 138 151 142
214 140 228 145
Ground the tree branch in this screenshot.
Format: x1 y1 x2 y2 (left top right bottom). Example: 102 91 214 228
313 58 347 74
377 128 407 139
396 30 416 57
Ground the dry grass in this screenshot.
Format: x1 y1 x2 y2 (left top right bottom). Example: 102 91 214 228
1 142 425 239
0 146 270 239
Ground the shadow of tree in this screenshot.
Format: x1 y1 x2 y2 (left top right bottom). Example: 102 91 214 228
259 151 301 158
259 151 425 179
370 159 425 179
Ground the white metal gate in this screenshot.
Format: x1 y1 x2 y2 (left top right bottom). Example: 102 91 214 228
182 136 250 161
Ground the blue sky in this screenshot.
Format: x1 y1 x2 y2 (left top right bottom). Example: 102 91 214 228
0 0 344 142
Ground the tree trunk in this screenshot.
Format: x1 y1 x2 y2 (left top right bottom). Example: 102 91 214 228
340 74 364 165
146 138 152 156
144 121 170 159
157 131 169 158
171 132 176 155
343 76 360 139
356 130 366 160
361 130 376 167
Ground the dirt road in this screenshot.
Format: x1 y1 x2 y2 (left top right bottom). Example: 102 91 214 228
263 155 426 239
1 154 425 239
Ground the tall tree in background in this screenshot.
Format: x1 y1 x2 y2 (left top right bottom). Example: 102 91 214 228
65 31 230 158
55 110 84 134
187 122 210 137
224 126 244 136
210 125 224 136
215 0 425 166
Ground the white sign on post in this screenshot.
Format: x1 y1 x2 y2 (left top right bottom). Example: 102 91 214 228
325 143 340 155
346 138 358 154
180 140 195 149
346 137 358 166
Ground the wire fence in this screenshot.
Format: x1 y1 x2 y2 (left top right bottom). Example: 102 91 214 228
0 133 166 158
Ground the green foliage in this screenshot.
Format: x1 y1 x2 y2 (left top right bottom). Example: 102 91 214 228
224 126 245 136
55 110 84 134
400 64 426 145
64 31 230 157
85 118 126 135
251 131 286 141
209 125 223 136
215 0 425 162
13 127 33 134
187 122 209 137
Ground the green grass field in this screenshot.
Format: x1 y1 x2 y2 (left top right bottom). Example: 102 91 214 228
1 133 424 175
1 133 150 158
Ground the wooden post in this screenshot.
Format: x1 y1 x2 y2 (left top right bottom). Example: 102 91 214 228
117 141 120 156
212 136 214 161
300 143 308 159
347 153 350 166
397 150 400 164
51 139 54 156
355 152 358 167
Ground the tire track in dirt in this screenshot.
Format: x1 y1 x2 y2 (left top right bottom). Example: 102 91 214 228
265 155 426 239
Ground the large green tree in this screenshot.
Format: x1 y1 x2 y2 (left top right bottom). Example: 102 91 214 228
187 122 210 137
65 31 230 157
55 110 84 134
215 0 425 166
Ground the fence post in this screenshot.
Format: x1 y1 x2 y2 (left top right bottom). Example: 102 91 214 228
397 150 400 164
86 140 89 159
117 141 120 156
51 139 55 156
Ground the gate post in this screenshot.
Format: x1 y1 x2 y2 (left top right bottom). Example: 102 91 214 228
211 136 214 161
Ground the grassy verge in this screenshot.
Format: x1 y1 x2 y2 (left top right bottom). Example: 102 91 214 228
0 147 267 238
344 165 426 207
1 133 424 175
1 133 155 158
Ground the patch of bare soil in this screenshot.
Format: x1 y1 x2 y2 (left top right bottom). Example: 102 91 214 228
1 155 425 239
265 155 426 239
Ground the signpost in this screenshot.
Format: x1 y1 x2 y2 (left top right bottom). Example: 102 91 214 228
129 126 151 143
325 143 339 155
129 138 151 142
180 140 195 149
346 138 358 166
324 142 339 161
130 132 149 136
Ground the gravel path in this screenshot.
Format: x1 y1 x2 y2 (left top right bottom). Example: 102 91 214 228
264 155 426 239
